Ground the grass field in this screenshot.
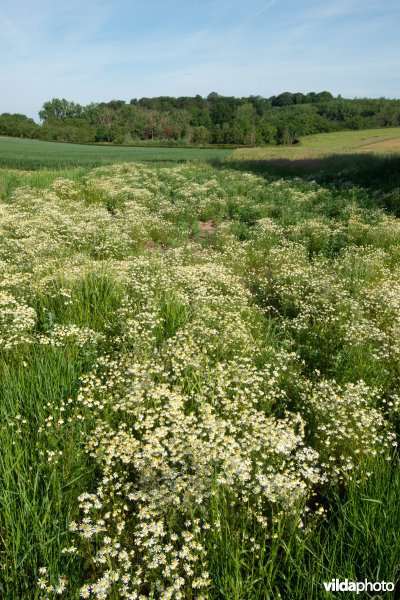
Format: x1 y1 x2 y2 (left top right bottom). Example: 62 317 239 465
300 127 400 151
0 133 399 599
1 128 400 171
0 136 231 170
231 127 400 161
225 128 400 195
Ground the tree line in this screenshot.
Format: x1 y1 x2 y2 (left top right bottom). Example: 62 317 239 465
1 91 400 146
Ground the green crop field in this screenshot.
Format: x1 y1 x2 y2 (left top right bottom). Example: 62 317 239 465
0 136 231 170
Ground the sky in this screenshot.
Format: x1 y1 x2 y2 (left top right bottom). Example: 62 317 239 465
0 0 399 120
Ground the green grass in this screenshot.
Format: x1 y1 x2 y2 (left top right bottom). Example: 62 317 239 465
281 456 400 600
300 127 400 152
0 136 231 170
205 457 400 600
231 127 400 160
223 150 400 202
0 345 97 598
222 128 400 201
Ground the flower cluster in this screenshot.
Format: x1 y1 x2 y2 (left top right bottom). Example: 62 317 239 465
1 162 397 598
0 291 36 349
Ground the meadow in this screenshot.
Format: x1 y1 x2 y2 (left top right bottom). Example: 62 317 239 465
0 135 399 599
227 128 400 198
231 127 400 160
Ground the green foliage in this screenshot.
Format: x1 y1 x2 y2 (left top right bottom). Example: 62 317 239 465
0 113 40 138
3 92 400 147
279 456 400 599
39 98 84 122
0 345 97 598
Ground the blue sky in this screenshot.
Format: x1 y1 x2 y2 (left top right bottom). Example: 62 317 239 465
1 0 399 120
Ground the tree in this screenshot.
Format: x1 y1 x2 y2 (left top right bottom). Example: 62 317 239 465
234 103 258 145
41 117 95 143
208 95 239 125
191 126 211 145
257 121 277 145
272 92 295 107
276 122 298 145
39 98 83 121
0 113 40 138
188 107 212 128
317 91 333 102
82 103 100 125
32 92 400 147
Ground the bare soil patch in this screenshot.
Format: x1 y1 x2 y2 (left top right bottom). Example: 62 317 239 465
362 139 400 151
144 240 171 251
198 220 217 238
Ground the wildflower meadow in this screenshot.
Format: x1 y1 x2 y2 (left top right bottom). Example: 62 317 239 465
0 158 399 599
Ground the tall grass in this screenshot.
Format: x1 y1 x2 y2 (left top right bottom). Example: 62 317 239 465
0 345 96 598
222 153 400 199
281 455 400 599
0 269 126 598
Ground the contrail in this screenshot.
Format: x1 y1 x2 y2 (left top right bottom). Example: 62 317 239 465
248 0 277 20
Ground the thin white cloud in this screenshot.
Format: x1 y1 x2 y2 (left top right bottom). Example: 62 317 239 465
247 0 277 20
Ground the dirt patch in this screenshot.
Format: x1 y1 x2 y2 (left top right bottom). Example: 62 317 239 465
198 220 217 238
144 240 171 251
362 139 400 151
